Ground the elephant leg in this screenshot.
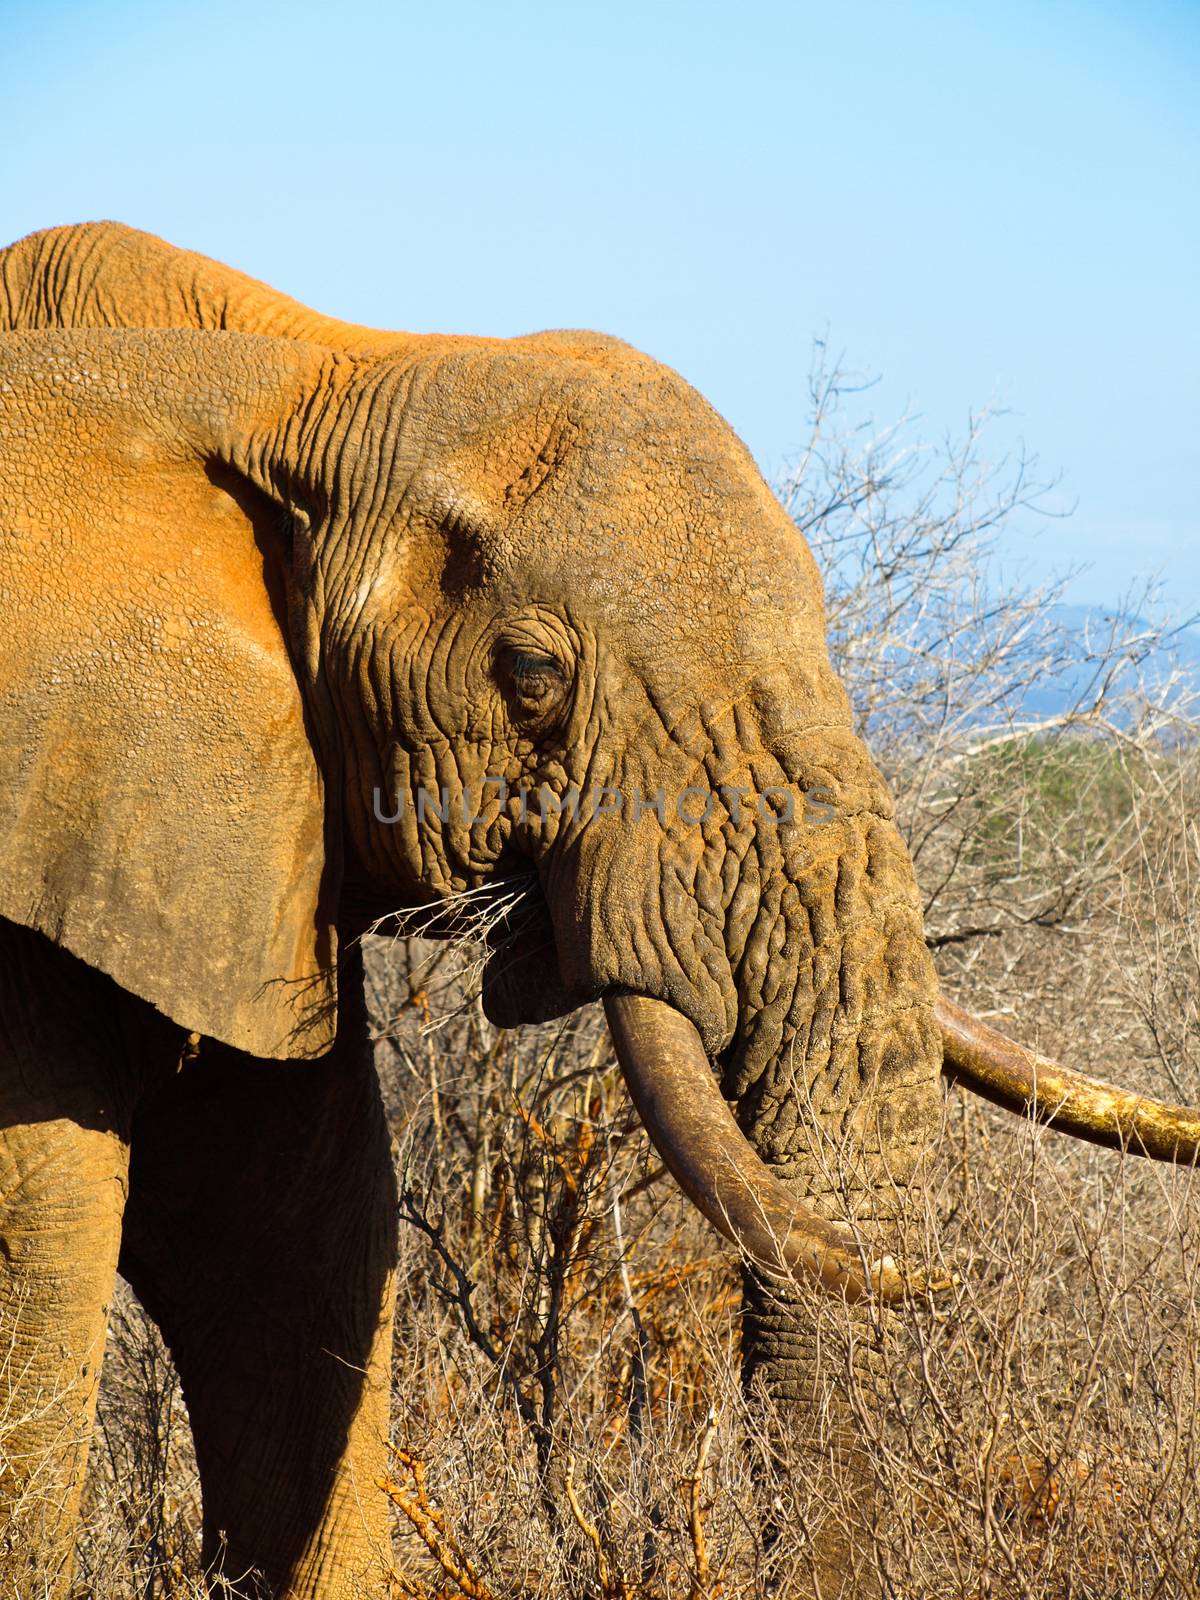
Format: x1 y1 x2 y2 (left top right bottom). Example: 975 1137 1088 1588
0 920 162 1594
119 959 397 1600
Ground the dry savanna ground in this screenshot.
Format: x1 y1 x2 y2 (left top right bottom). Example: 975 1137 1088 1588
5 367 1199 1597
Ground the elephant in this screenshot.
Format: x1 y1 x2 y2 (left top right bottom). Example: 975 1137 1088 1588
1 221 1197 1599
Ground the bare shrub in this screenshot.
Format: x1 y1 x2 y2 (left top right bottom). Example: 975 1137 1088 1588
370 969 761 1595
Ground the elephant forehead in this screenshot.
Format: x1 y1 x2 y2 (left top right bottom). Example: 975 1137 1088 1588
492 477 827 658
412 342 766 522
391 345 829 654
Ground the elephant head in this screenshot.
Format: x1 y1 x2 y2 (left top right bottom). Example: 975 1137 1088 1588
3 226 1198 1591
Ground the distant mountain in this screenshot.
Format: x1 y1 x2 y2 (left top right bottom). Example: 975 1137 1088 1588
1016 604 1200 721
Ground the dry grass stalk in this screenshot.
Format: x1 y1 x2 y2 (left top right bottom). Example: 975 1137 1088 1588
379 1444 496 1600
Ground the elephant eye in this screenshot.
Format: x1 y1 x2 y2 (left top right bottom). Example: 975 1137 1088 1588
496 646 571 732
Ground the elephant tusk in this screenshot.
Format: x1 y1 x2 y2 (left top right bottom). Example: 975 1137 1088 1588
604 992 945 1305
938 995 1200 1163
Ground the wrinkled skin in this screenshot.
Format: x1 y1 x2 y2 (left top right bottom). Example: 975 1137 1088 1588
0 225 943 1597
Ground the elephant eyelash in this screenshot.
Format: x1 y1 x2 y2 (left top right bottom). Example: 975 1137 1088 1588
494 646 571 729
511 652 564 688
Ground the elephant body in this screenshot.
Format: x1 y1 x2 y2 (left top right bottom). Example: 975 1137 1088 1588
0 223 947 1596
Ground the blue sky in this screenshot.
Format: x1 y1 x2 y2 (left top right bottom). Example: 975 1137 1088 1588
3 0 1196 615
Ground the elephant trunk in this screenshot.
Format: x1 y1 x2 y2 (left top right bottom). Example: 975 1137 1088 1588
741 1266 892 1594
938 996 1200 1161
604 993 940 1303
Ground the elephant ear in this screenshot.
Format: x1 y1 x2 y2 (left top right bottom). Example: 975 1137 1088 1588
0 326 341 1059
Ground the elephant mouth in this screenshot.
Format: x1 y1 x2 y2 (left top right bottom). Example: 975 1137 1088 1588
475 870 595 1027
